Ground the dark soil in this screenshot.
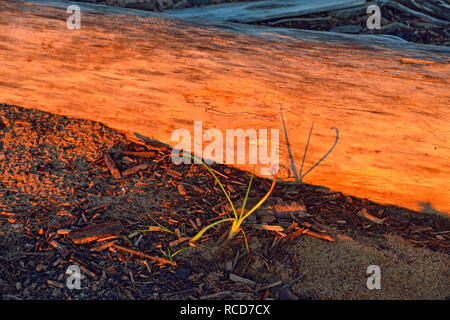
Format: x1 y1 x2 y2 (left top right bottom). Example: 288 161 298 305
0 103 449 300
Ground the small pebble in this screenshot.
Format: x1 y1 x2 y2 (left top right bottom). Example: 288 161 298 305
35 264 45 272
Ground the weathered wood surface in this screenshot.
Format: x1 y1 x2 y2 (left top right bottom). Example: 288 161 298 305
164 0 366 23
68 222 123 244
1 0 449 215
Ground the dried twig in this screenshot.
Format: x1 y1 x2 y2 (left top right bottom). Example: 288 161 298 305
357 208 386 224
103 152 121 179
303 229 335 242
230 274 256 288
282 275 305 289
260 280 282 291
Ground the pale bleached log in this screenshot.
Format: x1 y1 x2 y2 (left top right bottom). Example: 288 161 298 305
1 0 450 215
165 0 367 23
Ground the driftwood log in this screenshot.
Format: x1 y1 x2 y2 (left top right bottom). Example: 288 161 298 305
164 0 367 23
1 0 449 214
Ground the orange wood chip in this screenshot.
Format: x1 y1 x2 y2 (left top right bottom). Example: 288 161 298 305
254 224 284 232
103 152 121 179
357 208 386 224
303 229 336 242
123 151 157 158
68 222 123 244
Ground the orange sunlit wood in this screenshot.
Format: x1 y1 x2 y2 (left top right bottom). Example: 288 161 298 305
1 1 449 214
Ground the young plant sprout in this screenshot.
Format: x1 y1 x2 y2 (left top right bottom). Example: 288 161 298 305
140 216 173 234
159 247 189 262
184 152 276 241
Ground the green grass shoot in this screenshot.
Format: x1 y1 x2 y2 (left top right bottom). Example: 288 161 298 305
183 152 276 241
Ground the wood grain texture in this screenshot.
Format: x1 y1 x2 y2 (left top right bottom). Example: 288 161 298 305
1 0 449 215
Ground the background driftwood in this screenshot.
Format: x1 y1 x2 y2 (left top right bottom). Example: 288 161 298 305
164 0 367 23
1 0 449 214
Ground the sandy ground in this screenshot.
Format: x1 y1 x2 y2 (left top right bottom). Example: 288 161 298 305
0 103 448 300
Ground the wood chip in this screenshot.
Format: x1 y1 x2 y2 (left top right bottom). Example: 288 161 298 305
253 224 284 232
122 163 150 177
68 221 123 244
166 168 183 179
227 184 236 193
287 228 305 240
410 226 433 234
122 151 157 158
134 234 143 247
189 219 198 230
90 241 116 252
96 235 119 242
56 229 71 235
47 280 64 289
79 265 97 279
357 208 386 224
272 201 310 217
260 280 282 291
103 152 121 179
48 240 67 255
177 183 187 196
169 237 189 247
128 231 141 238
35 264 45 272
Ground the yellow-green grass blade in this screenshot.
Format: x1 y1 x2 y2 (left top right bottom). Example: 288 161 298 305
172 247 190 257
240 165 255 220
241 176 276 221
183 152 238 220
142 216 173 233
190 218 234 242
